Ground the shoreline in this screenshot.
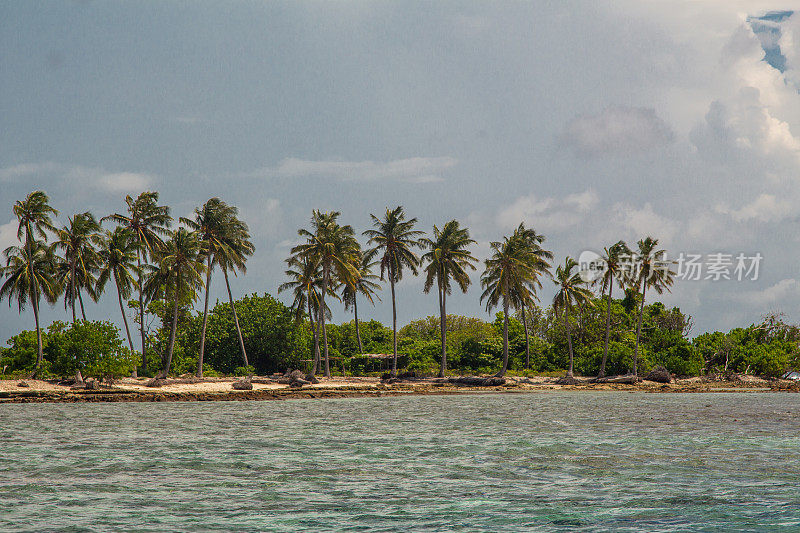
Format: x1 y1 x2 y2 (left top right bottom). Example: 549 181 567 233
1 375 799 403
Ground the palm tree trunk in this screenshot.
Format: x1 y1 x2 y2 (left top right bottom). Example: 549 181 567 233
116 276 135 353
78 289 87 321
438 280 447 378
32 292 44 375
321 268 330 378
70 259 77 323
197 255 213 377
162 278 181 377
522 303 530 369
224 268 248 367
565 307 574 377
354 296 363 355
497 296 510 377
390 273 398 377
599 281 613 378
137 250 147 374
308 298 320 375
634 283 646 378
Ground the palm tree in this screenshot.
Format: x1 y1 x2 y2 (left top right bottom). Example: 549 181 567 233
593 240 631 378
54 212 101 323
632 237 675 378
7 191 59 374
181 198 253 377
480 234 539 378
96 228 140 354
0 242 59 374
145 228 204 377
292 210 358 377
552 257 593 378
279 254 326 374
342 251 381 355
105 192 172 374
420 220 477 377
509 224 552 369
364 206 423 377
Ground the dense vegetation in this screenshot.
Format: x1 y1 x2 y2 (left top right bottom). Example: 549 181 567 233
2 190 799 381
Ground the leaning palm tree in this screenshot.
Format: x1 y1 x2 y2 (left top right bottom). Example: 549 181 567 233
96 228 140 354
54 212 101 323
593 240 631 378
341 251 382 355
145 228 205 378
552 257 593 378
480 234 539 378
279 254 327 374
509 224 552 369
291 210 358 377
364 206 423 377
181 198 253 376
632 237 675 378
420 220 477 377
0 242 60 374
105 192 172 374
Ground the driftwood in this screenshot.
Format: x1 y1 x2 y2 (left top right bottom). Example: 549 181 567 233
592 374 640 384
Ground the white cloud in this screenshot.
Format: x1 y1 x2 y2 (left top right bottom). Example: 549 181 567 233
496 189 598 232
611 202 679 245
729 278 800 306
0 163 155 194
0 219 18 252
560 105 674 157
247 156 457 183
716 193 795 222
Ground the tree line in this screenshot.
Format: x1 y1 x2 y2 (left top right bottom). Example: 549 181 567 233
4 190 798 382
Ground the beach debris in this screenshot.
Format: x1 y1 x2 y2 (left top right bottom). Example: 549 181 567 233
554 376 580 385
146 377 168 388
16 381 29 388
84 379 100 390
592 374 640 384
305 373 319 384
644 366 672 383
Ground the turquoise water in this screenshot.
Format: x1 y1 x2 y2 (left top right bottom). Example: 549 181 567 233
1 392 799 532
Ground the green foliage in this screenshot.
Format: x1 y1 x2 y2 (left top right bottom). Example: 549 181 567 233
0 330 41 375
45 321 138 380
185 293 310 375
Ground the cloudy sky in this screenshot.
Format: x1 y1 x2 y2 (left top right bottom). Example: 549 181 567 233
2 1 800 341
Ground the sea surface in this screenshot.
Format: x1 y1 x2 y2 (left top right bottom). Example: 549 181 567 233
1 391 799 532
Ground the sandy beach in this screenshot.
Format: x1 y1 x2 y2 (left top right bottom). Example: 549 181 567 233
1 374 798 403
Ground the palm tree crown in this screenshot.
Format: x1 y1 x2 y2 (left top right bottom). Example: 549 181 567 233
54 212 101 322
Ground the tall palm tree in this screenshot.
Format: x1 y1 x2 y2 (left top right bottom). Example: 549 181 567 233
342 251 381 355
181 198 253 377
364 206 423 377
553 257 593 378
593 240 631 378
106 192 172 374
145 228 205 377
292 210 358 377
8 191 59 374
632 237 675 378
420 220 477 377
279 254 326 374
54 212 101 323
480 234 539 378
96 228 140 354
509 224 552 369
0 242 60 374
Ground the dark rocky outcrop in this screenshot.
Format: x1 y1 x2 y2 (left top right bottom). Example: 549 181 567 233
644 366 672 383
232 378 253 390
554 376 580 386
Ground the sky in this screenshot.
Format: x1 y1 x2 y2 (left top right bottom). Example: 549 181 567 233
2 1 800 341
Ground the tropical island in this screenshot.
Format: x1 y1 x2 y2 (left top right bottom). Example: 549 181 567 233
2 190 799 402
